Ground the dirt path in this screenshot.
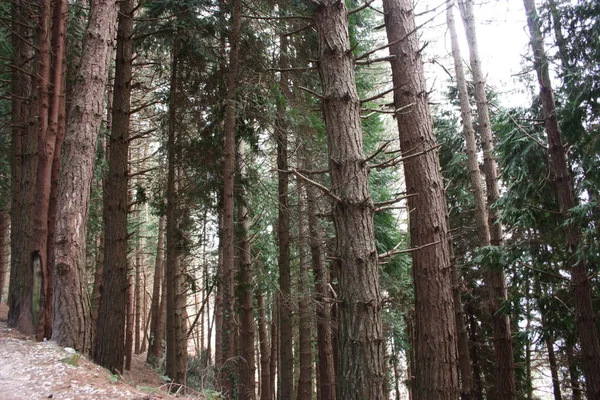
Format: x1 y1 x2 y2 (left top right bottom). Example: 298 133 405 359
0 304 190 400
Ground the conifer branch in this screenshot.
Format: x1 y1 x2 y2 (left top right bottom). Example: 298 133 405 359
298 86 326 100
379 240 441 259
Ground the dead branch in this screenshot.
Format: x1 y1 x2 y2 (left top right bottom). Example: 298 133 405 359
379 239 441 259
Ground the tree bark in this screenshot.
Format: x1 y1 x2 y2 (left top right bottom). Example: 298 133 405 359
0 209 9 303
125 272 134 370
147 216 166 366
52 0 117 353
276 33 294 400
237 141 256 400
546 337 562 400
93 0 134 371
8 0 35 334
313 2 386 398
523 1 600 397
447 2 516 397
258 293 271 400
219 0 242 394
306 170 336 400
296 178 312 400
382 0 460 398
457 2 516 397
165 42 188 388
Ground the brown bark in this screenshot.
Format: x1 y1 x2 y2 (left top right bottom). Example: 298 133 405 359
93 0 134 371
8 0 35 334
165 42 188 388
457 2 516 396
566 340 582 400
125 272 134 370
258 294 271 400
451 259 474 400
237 141 256 400
546 337 562 400
270 295 279 400
466 305 484 400
523 1 600 397
0 209 8 303
296 179 312 400
219 0 242 394
313 2 385 398
276 34 294 400
147 216 166 366
135 206 143 355
90 234 104 337
306 175 335 400
52 0 117 353
447 2 515 397
382 0 460 398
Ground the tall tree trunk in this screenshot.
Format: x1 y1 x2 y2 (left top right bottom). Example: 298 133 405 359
457 1 516 396
296 178 312 400
165 42 188 388
8 0 35 334
93 0 134 370
52 0 117 353
382 0 460 398
447 2 516 397
276 33 294 400
306 171 335 400
125 271 134 370
0 209 9 303
313 2 385 398
219 0 242 394
258 293 271 400
566 340 582 400
466 305 484 400
270 295 279 400
135 203 144 355
147 216 166 366
546 337 562 400
523 1 600 396
451 256 474 400
237 141 256 400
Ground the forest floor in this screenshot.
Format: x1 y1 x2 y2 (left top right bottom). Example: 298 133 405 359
0 303 198 400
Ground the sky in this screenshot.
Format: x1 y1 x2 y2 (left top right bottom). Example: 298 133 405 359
416 0 534 107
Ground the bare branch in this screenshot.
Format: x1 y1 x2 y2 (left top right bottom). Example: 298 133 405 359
360 85 403 104
348 0 375 16
276 168 341 203
364 140 393 163
298 85 326 100
374 193 417 207
379 240 441 259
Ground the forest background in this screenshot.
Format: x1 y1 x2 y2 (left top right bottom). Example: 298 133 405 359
0 0 599 399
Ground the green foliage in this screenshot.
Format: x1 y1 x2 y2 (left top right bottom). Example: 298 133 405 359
60 353 81 367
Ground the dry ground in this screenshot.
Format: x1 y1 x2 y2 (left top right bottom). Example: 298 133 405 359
0 303 199 400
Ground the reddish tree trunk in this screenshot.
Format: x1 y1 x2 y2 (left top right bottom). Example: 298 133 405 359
524 1 600 396
93 0 134 370
147 216 166 366
0 209 9 303
52 0 117 353
383 0 460 398
313 1 386 397
258 294 271 400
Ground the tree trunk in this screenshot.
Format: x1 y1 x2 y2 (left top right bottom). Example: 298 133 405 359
382 0 460 398
258 293 271 400
125 272 134 370
466 305 484 400
93 0 133 371
147 216 166 366
566 340 582 400
237 141 256 400
165 42 188 388
296 178 312 400
270 295 279 400
457 1 516 396
0 209 9 303
52 0 117 353
135 205 143 355
523 1 600 397
219 0 242 394
8 0 35 334
306 172 336 400
546 337 562 400
447 2 516 397
276 33 294 400
313 2 385 398
451 257 474 400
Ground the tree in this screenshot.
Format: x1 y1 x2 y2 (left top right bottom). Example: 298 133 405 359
382 0 460 398
93 0 135 372
51 0 117 352
447 1 516 397
312 1 386 398
523 0 600 396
